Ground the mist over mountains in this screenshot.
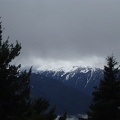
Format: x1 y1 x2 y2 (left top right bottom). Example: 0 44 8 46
30 66 103 115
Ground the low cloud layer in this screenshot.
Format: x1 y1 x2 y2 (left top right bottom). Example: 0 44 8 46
0 0 120 69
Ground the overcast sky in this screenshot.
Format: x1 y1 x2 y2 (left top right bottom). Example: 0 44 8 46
0 0 120 70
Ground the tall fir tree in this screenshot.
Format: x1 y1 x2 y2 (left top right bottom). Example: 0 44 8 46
87 55 120 120
0 21 32 120
0 20 58 120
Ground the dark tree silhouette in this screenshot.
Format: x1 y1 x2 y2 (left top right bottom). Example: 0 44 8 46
0 21 32 120
0 20 58 120
59 112 67 120
87 55 120 120
28 98 57 120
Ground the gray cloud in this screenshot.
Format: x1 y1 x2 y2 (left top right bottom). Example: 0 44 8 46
0 0 120 69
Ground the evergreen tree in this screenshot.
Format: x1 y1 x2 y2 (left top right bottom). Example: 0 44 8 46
87 55 120 120
28 98 49 120
59 112 67 120
46 106 57 120
28 98 57 120
0 21 31 120
0 21 58 120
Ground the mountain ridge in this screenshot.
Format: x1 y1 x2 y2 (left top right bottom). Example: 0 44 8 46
35 66 103 96
30 73 91 115
30 66 103 115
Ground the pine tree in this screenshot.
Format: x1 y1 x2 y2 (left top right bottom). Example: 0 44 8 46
59 112 67 120
0 21 31 120
0 20 61 120
28 98 49 120
28 98 57 120
87 55 120 120
46 106 57 120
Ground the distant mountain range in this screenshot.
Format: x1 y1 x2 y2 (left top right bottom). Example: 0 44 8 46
30 66 103 115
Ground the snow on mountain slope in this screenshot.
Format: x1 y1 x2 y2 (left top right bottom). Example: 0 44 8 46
30 66 103 114
35 66 103 96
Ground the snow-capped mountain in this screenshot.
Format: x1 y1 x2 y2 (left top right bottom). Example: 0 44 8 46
30 66 103 115
37 66 103 96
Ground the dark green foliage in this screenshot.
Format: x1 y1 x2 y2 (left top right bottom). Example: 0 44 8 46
87 55 120 120
0 20 60 120
27 98 49 120
32 98 49 114
59 112 67 120
46 106 57 120
28 98 57 120
0 21 32 120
